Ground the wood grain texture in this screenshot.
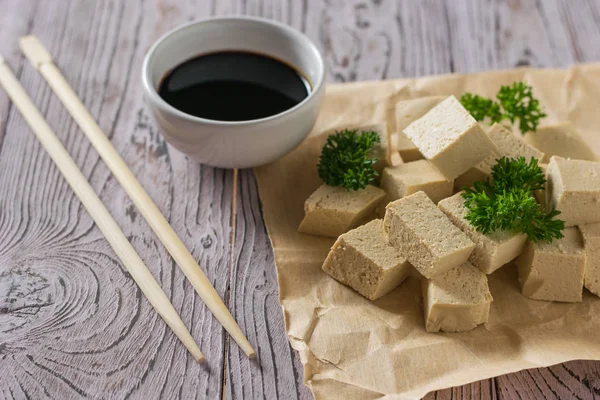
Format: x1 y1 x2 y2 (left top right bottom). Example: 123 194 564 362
0 1 231 398
226 169 311 400
1 0 600 399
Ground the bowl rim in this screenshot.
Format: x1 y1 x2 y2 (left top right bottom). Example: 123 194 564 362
142 15 326 127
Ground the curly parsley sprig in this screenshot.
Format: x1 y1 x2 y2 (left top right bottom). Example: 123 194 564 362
459 93 503 123
497 82 546 134
317 129 380 191
490 156 545 193
462 156 565 243
460 82 546 134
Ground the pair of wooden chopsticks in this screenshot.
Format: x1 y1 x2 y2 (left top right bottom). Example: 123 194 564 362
0 36 255 362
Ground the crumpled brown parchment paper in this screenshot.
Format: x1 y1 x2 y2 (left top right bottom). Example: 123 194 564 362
254 65 600 400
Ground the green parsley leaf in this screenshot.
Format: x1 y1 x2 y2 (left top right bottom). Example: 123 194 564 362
460 82 546 134
317 129 380 191
497 82 547 134
459 93 503 123
462 156 565 243
490 156 545 193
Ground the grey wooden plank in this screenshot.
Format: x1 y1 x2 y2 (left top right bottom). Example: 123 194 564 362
226 169 311 400
0 0 231 398
494 360 600 400
0 0 39 152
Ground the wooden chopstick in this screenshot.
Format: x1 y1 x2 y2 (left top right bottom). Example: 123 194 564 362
19 36 256 358
0 54 205 363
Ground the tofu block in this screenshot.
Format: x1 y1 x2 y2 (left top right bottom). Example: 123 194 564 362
380 160 453 204
438 192 527 274
360 123 393 174
515 227 585 302
525 122 597 163
383 191 475 278
534 163 548 210
454 153 496 190
578 223 600 297
298 184 386 238
403 96 497 180
396 133 422 162
546 156 600 227
374 194 391 219
455 123 544 190
488 123 545 161
422 261 493 333
395 96 445 162
322 219 411 300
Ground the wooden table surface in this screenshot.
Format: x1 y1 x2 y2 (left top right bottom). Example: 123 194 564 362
1 1 600 399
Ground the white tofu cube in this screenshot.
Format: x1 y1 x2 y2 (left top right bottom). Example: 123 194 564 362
546 156 600 227
488 123 545 161
578 222 600 297
359 123 393 174
403 96 497 180
395 96 445 162
525 121 597 163
298 185 386 238
380 160 453 204
454 153 496 191
423 261 493 333
534 163 548 210
322 220 411 300
383 191 475 278
515 227 585 302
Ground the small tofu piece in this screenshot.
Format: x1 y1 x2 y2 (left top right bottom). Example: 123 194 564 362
380 160 453 204
534 163 548 210
299 184 386 238
360 123 393 174
546 156 600 227
438 192 527 274
422 261 493 333
515 227 585 302
383 191 475 278
396 134 422 162
488 122 545 161
395 96 445 162
578 223 600 297
374 194 392 219
454 153 496 190
525 122 597 163
455 123 544 190
322 219 412 300
404 96 497 180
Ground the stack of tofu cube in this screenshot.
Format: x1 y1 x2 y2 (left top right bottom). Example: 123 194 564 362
300 94 600 333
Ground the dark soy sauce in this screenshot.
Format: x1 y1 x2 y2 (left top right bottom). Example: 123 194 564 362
158 51 310 121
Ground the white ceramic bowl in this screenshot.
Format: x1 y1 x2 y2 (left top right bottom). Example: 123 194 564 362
142 17 325 168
